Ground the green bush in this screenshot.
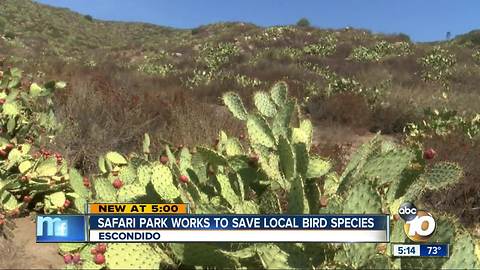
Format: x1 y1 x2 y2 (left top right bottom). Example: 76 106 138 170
418 46 456 85
348 41 412 62
4 32 15 40
84 15 93 22
296 18 311 27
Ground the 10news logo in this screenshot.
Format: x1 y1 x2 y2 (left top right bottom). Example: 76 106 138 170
398 202 436 242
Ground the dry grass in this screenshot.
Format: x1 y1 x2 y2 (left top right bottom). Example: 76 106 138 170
51 64 244 173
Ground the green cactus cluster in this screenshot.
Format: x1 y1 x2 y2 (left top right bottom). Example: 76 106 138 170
0 66 80 218
348 41 412 62
0 67 478 269
60 81 480 269
419 46 456 89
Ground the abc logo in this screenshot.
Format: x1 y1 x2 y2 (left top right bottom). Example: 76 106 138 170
398 202 436 242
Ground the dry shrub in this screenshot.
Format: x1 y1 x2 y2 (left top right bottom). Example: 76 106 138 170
307 93 372 129
160 90 244 148
51 64 245 173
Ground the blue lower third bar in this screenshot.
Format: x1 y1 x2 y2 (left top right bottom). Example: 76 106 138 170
419 244 449 257
36 215 87 243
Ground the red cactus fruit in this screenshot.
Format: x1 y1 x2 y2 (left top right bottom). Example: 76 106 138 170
0 99 5 105
5 143 14 151
64 199 71 208
319 196 328 207
160 156 169 165
179 175 189 183
0 219 4 226
93 253 105 265
90 247 98 255
72 253 81 264
63 254 73 264
0 149 7 158
96 243 107 254
248 154 259 166
23 195 32 203
83 176 91 188
423 148 436 160
9 208 19 217
112 178 123 189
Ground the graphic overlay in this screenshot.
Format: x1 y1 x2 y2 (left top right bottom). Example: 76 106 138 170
398 202 436 242
392 202 449 258
36 205 390 243
87 214 390 242
36 215 87 242
89 203 188 214
392 244 449 257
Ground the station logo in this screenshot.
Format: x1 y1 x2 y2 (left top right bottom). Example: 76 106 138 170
36 215 86 242
398 202 436 242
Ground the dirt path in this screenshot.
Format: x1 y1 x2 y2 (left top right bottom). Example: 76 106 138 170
0 216 63 269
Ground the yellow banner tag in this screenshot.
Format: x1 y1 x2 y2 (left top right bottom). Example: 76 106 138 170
89 203 188 214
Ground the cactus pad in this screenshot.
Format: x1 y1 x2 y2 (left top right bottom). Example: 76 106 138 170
259 189 282 214
361 148 414 186
169 243 240 268
93 177 117 202
343 179 382 214
336 244 378 269
198 146 229 167
423 161 463 190
278 136 296 180
215 174 240 208
441 231 480 269
272 100 295 139
323 172 340 196
105 243 173 269
254 91 277 118
117 183 147 202
150 163 180 200
105 151 128 165
294 143 309 178
307 157 331 179
256 244 291 269
270 81 288 106
259 154 283 182
287 176 309 214
225 138 244 156
68 168 89 198
223 92 248 120
247 114 276 148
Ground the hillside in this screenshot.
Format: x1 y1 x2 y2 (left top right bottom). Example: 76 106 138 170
0 0 480 265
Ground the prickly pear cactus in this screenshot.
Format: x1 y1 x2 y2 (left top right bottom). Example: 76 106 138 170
105 243 174 269
2 69 473 270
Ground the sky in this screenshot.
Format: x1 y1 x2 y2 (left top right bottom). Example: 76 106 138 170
34 0 480 42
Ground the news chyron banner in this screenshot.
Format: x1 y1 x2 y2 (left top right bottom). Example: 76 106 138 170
36 203 389 243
